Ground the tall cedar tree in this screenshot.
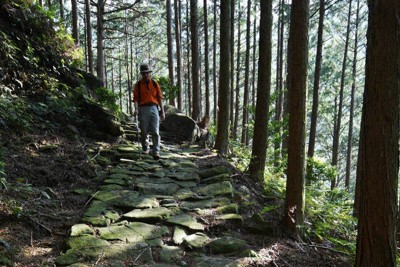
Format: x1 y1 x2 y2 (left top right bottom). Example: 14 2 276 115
240 0 252 145
331 0 352 189
167 0 175 106
213 0 218 124
203 0 210 116
233 1 241 140
355 1 400 265
284 0 309 236
248 0 272 180
230 0 236 138
214 0 231 155
307 0 325 159
174 0 183 110
84 0 93 74
274 0 285 166
190 0 201 121
345 0 360 190
71 0 79 45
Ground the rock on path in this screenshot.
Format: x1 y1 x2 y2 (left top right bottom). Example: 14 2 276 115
55 126 262 266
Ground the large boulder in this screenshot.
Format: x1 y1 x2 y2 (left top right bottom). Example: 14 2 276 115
160 105 200 143
82 99 123 137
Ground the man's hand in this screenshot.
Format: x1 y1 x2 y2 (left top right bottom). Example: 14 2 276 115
133 110 139 117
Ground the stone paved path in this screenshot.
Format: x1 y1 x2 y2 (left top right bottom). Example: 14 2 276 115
55 123 261 267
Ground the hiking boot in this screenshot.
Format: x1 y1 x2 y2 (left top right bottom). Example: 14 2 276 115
153 153 160 160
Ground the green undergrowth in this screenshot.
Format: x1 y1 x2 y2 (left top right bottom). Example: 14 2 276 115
227 142 357 257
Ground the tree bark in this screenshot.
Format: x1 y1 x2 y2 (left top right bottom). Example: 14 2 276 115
167 0 176 106
214 0 231 156
229 0 235 137
284 0 309 237
248 0 272 180
233 2 241 141
174 0 183 110
203 0 210 116
213 0 218 125
84 0 93 74
345 0 360 191
331 0 352 189
71 0 79 45
190 0 201 121
240 0 252 146
59 0 64 21
96 0 106 83
355 1 399 265
307 0 325 159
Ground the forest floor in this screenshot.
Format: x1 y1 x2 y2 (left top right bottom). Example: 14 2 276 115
0 123 353 267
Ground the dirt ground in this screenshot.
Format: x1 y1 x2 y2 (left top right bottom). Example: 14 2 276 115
0 126 352 267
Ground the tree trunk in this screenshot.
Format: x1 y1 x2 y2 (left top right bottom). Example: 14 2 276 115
240 0 251 146
190 0 201 121
251 4 257 110
71 0 79 45
174 0 183 110
345 0 360 191
284 0 309 237
96 0 106 83
248 0 272 180
203 0 210 116
331 0 352 189
274 0 285 167
167 0 176 106
186 0 192 115
229 0 235 137
233 3 241 141
214 0 231 156
59 0 64 20
355 1 399 265
307 0 325 159
84 0 93 74
213 0 218 125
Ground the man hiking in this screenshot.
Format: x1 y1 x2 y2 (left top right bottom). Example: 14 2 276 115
133 63 165 160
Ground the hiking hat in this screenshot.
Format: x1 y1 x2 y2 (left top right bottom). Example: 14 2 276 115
140 64 152 73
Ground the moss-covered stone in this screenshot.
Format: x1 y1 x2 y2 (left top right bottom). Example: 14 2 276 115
208 237 246 254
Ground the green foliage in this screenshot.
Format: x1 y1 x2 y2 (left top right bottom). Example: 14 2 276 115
229 141 252 172
0 0 83 97
305 185 357 254
155 76 179 101
306 157 337 184
94 87 121 116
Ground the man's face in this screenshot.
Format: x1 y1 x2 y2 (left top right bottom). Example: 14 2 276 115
141 72 151 81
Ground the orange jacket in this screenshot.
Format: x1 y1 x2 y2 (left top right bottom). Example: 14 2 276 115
133 79 163 106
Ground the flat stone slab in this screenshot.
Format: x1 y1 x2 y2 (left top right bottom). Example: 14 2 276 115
123 207 171 221
113 195 159 209
196 181 234 197
209 237 247 254
198 166 230 179
172 226 187 245
180 197 231 210
183 233 210 249
70 224 94 237
56 243 152 266
137 182 181 195
96 222 168 242
215 214 243 221
166 215 204 231
167 171 200 182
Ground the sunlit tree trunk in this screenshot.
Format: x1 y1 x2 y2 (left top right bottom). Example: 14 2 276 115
167 0 175 106
59 0 64 20
214 0 231 155
203 0 210 116
307 0 325 160
71 0 79 45
274 0 285 167
345 0 360 191
249 0 272 180
84 0 93 74
229 0 235 137
96 0 106 83
213 0 218 124
355 1 399 265
190 0 201 121
240 0 251 146
174 0 183 110
331 0 352 189
233 2 241 141
284 0 309 237
186 0 192 115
